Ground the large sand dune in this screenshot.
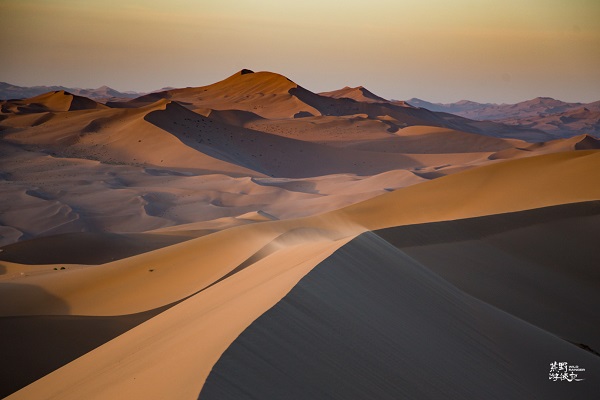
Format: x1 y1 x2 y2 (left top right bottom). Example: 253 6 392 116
376 201 600 351
200 232 600 400
1 70 599 399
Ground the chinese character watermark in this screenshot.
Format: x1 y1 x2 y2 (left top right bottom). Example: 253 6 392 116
549 361 585 382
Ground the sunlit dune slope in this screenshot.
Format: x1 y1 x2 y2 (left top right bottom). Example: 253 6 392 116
2 150 598 317
340 150 600 230
319 86 391 103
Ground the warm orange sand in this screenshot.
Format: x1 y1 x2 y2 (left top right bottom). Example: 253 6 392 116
4 149 599 399
1 70 599 399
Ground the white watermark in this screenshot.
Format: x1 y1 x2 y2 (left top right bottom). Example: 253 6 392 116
549 361 585 382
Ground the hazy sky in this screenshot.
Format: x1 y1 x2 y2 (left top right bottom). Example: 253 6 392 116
1 0 599 103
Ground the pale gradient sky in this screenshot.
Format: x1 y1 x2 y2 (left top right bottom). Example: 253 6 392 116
1 0 599 103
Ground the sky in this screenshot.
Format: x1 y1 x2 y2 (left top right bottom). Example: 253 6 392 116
1 0 599 103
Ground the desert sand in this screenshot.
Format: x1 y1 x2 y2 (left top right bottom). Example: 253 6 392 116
1 70 599 399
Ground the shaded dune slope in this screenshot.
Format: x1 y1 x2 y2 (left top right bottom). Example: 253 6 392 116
376 201 600 351
144 101 438 178
0 305 168 399
2 100 262 176
200 232 600 400
0 232 194 265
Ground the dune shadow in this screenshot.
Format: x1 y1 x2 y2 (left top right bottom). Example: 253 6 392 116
1 282 70 315
144 168 193 177
251 177 320 195
0 282 171 398
375 200 600 247
383 121 400 133
293 111 313 118
375 200 600 354
0 232 192 265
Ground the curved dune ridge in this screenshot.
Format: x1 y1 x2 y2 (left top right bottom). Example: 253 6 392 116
127 70 317 119
319 86 391 103
2 151 598 317
1 90 107 113
1 69 599 399
4 149 600 400
199 231 600 400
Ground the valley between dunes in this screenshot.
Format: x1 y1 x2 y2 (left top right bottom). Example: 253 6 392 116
1 70 599 399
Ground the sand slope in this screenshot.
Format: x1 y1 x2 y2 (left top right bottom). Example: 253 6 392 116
1 69 599 399
0 90 107 113
2 151 598 317
6 236 353 400
340 150 600 230
376 201 600 351
3 149 599 399
122 70 539 139
2 71 595 247
319 86 391 103
200 232 600 400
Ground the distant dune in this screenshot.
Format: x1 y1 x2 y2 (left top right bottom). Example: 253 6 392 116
319 86 392 103
0 90 107 113
1 70 599 399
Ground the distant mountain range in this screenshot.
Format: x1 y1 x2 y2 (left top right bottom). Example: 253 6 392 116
0 82 145 102
406 97 600 137
407 97 600 120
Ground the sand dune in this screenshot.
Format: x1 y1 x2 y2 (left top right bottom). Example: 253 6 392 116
6 236 353 400
340 150 600 230
119 70 538 139
0 222 289 315
346 125 525 153
4 149 600 399
201 108 264 126
319 86 391 103
144 101 495 178
3 100 262 175
200 232 600 400
1 69 599 399
0 306 166 398
2 70 593 247
0 232 191 265
4 150 597 316
1 90 107 113
376 201 600 351
246 114 398 142
126 70 319 119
